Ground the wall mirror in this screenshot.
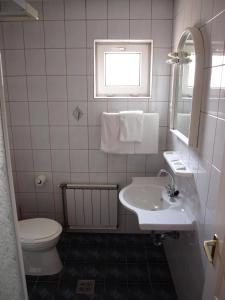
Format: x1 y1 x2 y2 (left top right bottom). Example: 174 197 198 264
169 27 204 147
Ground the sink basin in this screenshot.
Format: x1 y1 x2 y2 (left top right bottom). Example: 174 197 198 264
119 177 194 231
121 184 171 211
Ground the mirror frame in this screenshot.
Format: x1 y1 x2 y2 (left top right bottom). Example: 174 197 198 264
170 27 204 147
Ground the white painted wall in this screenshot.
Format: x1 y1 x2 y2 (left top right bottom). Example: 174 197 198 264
165 1 225 299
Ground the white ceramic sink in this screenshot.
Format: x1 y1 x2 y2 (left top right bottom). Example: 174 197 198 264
121 184 171 211
119 177 194 231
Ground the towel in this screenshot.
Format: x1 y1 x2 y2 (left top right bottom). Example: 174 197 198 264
134 113 159 153
101 112 134 154
119 111 144 142
101 112 159 154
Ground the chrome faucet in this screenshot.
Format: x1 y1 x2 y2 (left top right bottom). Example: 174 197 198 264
157 169 179 198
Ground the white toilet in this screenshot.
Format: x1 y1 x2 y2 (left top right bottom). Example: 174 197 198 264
19 218 63 276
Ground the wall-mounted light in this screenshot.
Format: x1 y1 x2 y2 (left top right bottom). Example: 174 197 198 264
166 51 192 65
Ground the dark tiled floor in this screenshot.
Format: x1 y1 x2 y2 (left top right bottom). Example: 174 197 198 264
26 233 177 300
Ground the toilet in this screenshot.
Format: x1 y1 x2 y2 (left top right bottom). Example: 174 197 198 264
19 218 63 276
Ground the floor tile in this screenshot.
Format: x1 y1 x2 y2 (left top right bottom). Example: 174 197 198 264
26 233 177 300
152 283 177 300
127 263 150 284
150 263 173 283
128 284 154 300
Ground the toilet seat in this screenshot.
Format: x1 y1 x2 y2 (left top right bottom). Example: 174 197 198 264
19 218 62 244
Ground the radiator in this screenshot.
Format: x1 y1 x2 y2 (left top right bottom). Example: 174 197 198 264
60 183 119 231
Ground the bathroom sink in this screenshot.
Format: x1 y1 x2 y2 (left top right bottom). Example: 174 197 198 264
121 184 171 211
119 177 194 231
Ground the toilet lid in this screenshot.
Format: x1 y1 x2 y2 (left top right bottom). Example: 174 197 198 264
19 218 62 243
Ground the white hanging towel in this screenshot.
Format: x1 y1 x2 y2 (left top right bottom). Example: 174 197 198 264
119 110 144 142
134 113 159 154
101 112 159 154
101 112 134 154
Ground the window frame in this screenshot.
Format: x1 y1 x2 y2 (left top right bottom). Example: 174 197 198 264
94 39 153 99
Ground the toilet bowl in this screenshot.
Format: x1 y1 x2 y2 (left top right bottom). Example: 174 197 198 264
19 218 63 276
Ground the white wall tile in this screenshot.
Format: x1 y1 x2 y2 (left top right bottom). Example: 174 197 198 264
27 76 47 101
25 49 46 75
212 118 225 171
108 0 129 19
31 127 50 149
48 102 68 125
12 127 31 149
65 21 86 48
152 0 173 19
153 48 172 76
29 102 49 126
87 20 107 48
51 150 70 172
198 113 217 163
86 0 107 19
52 172 71 192
45 49 66 75
66 49 86 75
87 49 94 75
33 149 52 171
152 20 172 47
7 77 27 101
88 102 107 125
23 21 44 49
127 101 148 112
14 150 33 171
127 154 146 172
50 126 69 149
130 20 152 39
88 126 101 149
67 76 87 100
152 75 170 101
108 154 127 172
10 102 29 126
108 20 129 39
206 165 221 212
43 0 64 20
47 76 67 101
5 50 26 76
65 0 86 20
89 150 107 172
90 173 107 183
17 192 37 213
17 172 35 193
108 172 127 188
146 153 165 174
3 22 23 49
148 101 168 126
70 149 89 172
130 0 152 19
87 76 94 101
69 126 88 149
108 101 128 112
44 21 65 48
37 193 55 213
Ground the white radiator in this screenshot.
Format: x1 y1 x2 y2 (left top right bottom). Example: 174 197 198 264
60 183 119 230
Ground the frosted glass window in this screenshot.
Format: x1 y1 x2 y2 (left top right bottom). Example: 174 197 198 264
104 53 141 86
94 40 152 98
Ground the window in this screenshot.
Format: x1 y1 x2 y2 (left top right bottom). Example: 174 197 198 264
94 40 153 98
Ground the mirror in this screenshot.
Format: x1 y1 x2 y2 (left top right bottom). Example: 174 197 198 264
170 27 204 147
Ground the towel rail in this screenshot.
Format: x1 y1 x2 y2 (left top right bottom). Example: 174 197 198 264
60 183 119 231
